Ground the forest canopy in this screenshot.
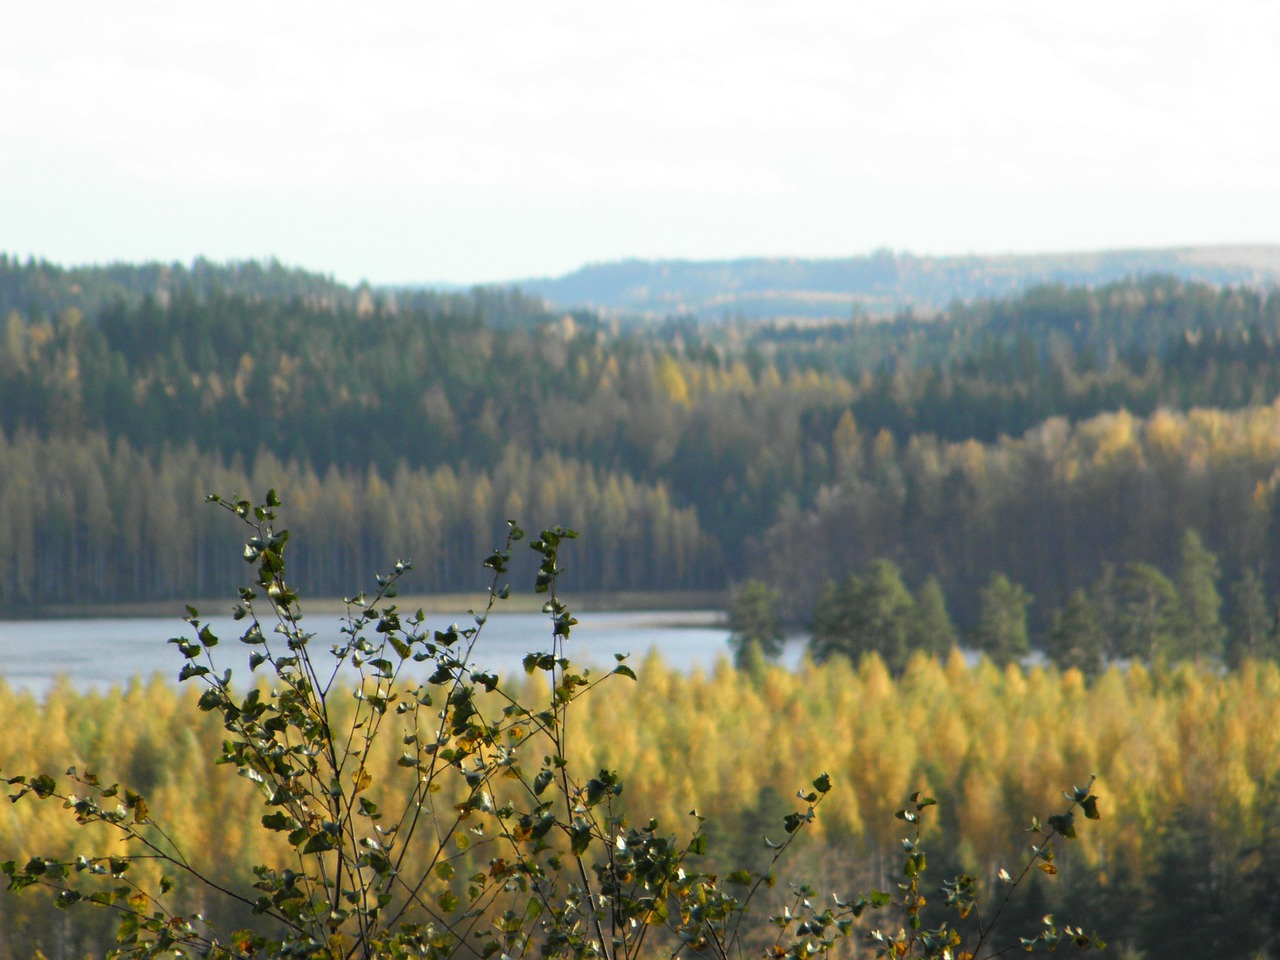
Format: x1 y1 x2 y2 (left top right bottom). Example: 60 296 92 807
5 255 1280 662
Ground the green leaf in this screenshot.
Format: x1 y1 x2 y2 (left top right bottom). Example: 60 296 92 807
178 662 209 681
197 688 222 711
569 821 592 855
1048 812 1077 839
54 889 81 909
302 833 338 854
262 812 296 831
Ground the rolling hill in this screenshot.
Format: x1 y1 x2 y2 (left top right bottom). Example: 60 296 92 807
514 245 1280 322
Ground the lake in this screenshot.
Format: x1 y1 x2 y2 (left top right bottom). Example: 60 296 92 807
0 609 809 696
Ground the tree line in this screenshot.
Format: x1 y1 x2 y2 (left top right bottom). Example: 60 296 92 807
0 431 718 606
749 401 1280 632
736 526 1270 674
7 258 1280 623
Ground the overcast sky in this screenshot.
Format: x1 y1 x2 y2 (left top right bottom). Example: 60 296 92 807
3 1 1279 285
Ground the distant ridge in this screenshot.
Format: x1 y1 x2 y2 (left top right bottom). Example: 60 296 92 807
515 245 1280 322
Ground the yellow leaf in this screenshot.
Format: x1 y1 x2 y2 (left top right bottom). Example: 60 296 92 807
352 767 372 794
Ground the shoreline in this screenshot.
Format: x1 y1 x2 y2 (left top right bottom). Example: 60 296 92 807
14 590 729 622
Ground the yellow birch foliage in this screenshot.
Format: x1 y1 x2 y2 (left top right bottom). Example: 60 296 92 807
7 654 1280 925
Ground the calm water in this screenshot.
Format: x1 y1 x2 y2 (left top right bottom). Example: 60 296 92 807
0 610 806 696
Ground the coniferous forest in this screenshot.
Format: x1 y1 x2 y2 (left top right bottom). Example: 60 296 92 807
8 254 1280 957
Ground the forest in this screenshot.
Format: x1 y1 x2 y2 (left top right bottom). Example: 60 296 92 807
7 254 1280 956
3 654 1279 959
7 256 1280 662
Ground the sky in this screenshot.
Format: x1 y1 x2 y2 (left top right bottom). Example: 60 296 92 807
3 1 1279 286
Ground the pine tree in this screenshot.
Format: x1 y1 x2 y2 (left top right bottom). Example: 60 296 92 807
1114 562 1180 662
906 575 957 655
728 579 785 668
809 560 914 672
1226 569 1274 668
1140 808 1262 960
1089 563 1122 659
1045 589 1105 677
857 560 915 672
974 573 1032 667
1175 529 1226 660
811 574 861 662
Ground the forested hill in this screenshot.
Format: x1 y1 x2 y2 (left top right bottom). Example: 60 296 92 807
515 245 1280 321
6 254 1280 651
0 254 555 331
0 255 357 320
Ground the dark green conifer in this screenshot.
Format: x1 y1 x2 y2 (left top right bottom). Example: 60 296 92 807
1226 569 1274 668
974 573 1032 668
906 575 956 655
1174 529 1226 660
728 579 784 669
1114 562 1180 662
810 560 914 672
1046 588 1105 677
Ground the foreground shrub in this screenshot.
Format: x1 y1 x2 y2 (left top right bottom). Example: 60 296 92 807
3 493 1100 959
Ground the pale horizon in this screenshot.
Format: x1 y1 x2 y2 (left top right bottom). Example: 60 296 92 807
4 1 1278 286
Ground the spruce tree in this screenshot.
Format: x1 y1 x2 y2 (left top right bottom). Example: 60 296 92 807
1175 529 1226 660
728 579 785 668
1115 562 1180 662
1046 588 1105 677
906 575 957 655
809 560 914 672
1089 563 1123 660
811 574 861 662
974 573 1032 667
857 559 915 672
1226 569 1274 668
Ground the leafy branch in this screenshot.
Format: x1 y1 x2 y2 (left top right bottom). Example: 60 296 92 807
3 492 1104 960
